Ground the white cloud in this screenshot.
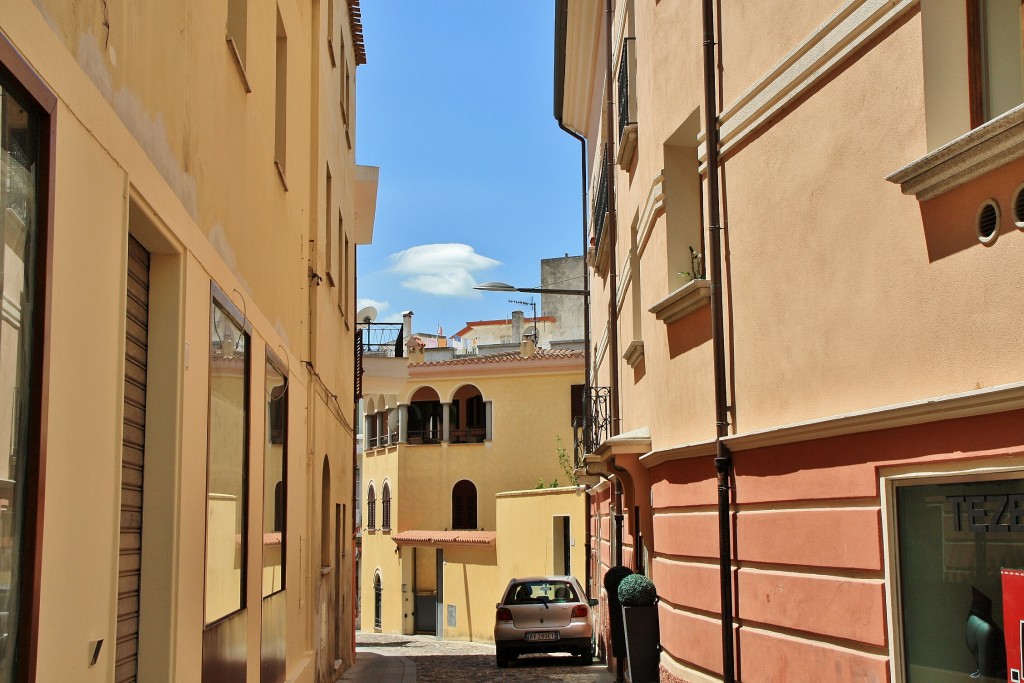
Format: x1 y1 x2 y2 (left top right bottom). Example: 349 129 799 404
357 297 390 313
388 243 500 298
356 298 402 323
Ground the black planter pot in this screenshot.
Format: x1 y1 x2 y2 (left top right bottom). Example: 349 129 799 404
621 604 660 683
608 594 626 658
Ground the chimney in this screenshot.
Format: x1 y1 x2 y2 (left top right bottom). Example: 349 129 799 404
406 336 426 365
402 311 414 348
520 338 537 357
511 310 524 344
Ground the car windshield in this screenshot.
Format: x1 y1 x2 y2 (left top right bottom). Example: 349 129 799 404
505 581 579 604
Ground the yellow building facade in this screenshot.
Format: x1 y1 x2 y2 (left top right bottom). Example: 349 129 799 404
359 342 586 642
0 1 373 681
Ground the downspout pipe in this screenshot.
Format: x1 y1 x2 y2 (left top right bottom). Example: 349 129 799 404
554 0 594 602
702 0 735 680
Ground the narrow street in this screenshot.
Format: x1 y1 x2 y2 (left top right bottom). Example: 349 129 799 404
342 632 617 682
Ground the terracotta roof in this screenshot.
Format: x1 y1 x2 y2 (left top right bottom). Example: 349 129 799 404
418 348 584 368
391 530 497 547
453 317 557 338
348 0 367 65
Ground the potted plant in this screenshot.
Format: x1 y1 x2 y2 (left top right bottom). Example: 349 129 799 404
618 573 660 683
603 566 633 663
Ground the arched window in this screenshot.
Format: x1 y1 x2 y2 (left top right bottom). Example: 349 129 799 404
373 571 383 629
451 385 485 443
367 483 376 530
321 458 331 568
407 386 442 443
452 480 478 530
382 482 392 530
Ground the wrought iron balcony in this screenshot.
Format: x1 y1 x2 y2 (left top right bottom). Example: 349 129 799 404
359 322 405 358
355 322 404 400
591 146 609 248
572 386 611 469
617 38 636 138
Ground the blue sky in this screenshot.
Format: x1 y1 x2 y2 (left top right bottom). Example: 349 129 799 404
354 2 582 336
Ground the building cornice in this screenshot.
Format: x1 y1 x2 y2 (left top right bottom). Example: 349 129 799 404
639 381 1024 468
886 103 1024 200
699 0 918 170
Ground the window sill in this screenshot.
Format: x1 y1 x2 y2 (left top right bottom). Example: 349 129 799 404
226 36 252 93
588 213 611 275
623 340 644 368
275 160 289 192
649 279 711 324
616 124 638 168
887 103 1024 201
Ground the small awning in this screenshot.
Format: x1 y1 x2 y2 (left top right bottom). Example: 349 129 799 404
391 530 497 549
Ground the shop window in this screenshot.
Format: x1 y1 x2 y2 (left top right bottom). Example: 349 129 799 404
0 65 47 680
263 354 287 596
452 480 477 530
895 477 1024 681
206 298 250 624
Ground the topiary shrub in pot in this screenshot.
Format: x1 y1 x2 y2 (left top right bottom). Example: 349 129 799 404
603 566 633 660
618 573 660 683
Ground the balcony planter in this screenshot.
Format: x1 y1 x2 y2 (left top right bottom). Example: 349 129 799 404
618 573 660 683
603 566 632 659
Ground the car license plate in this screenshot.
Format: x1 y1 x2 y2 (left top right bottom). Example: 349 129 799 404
526 631 559 642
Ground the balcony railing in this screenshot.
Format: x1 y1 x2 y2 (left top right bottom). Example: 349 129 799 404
591 146 608 248
360 322 405 358
617 38 636 138
450 427 487 444
356 322 404 400
572 386 612 469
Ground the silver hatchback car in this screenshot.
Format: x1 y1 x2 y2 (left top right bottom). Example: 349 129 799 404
493 575 596 668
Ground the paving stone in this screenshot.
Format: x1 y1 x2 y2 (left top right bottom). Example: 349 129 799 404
351 631 617 682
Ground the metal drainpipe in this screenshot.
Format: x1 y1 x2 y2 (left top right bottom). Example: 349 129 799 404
702 0 735 681
604 0 620 440
556 118 592 601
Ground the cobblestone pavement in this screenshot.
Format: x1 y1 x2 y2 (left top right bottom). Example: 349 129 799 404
345 631 617 682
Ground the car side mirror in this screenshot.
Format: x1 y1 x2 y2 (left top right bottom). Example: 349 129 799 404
588 599 598 607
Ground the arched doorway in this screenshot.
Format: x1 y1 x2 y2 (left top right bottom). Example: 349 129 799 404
373 572 383 630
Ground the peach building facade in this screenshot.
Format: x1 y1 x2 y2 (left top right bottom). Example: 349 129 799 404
556 1 1024 681
0 1 373 681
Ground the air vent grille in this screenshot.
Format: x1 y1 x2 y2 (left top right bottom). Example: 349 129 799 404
1015 185 1024 228
977 201 999 243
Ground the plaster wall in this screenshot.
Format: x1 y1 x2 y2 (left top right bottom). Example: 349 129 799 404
495 488 588 586
2 0 366 679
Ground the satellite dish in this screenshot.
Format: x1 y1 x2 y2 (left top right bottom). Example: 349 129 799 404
356 306 377 324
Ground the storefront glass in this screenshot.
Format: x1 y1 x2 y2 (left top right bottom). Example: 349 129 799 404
0 74 41 681
898 478 1024 682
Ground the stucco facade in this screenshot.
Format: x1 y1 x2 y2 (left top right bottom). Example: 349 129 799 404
0 1 373 681
359 346 586 643
556 1 1024 681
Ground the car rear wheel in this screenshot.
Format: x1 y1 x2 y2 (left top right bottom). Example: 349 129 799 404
578 645 594 666
496 648 510 668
